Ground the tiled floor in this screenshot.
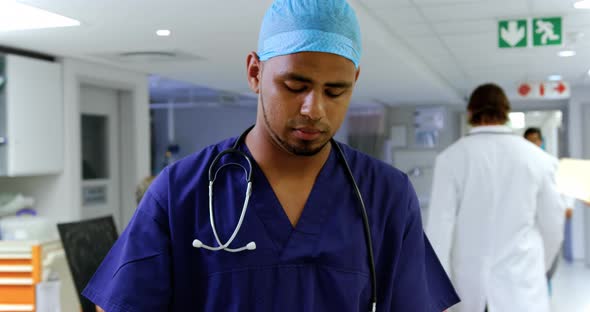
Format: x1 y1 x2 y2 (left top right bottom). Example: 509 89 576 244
551 260 590 312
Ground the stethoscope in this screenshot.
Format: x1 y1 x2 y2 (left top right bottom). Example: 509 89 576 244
191 125 378 312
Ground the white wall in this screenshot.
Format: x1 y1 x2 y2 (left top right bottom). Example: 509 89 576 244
0 57 149 227
63 58 149 225
569 86 590 263
568 91 586 159
585 105 590 158
540 113 561 158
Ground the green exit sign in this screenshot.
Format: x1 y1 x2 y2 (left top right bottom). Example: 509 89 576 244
498 16 563 48
533 17 562 46
498 19 527 48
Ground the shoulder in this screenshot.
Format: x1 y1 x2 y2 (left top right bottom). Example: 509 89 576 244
436 136 472 161
509 137 559 170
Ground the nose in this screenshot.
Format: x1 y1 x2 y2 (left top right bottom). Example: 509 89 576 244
300 90 326 121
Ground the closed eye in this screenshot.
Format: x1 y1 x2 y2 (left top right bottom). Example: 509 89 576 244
284 81 307 93
326 88 346 98
285 85 306 93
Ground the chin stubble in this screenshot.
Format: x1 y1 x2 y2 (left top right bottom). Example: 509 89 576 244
259 88 329 157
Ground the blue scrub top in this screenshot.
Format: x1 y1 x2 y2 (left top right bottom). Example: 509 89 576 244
83 137 459 311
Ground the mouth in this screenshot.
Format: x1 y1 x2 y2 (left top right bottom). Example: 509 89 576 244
292 127 324 141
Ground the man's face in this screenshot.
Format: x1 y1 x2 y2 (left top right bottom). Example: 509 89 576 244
247 51 359 156
525 133 543 147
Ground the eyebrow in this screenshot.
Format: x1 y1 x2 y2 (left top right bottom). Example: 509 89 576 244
281 73 353 89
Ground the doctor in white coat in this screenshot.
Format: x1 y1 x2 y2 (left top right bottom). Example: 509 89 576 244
426 83 565 312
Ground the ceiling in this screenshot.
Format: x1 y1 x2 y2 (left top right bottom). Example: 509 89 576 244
0 0 589 106
366 0 590 99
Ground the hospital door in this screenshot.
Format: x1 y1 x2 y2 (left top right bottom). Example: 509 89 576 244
80 85 122 230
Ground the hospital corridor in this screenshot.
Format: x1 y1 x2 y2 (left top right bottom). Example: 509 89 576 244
1 0 590 311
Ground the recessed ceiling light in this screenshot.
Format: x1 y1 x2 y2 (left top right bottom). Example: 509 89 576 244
156 29 171 36
588 68 590 76
558 50 576 57
0 0 80 31
574 0 590 9
548 75 562 81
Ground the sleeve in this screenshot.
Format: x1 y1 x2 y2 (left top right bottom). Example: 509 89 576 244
81 188 172 312
537 164 566 271
389 179 460 312
425 154 459 277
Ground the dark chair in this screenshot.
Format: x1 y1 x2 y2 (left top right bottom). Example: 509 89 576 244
57 215 119 312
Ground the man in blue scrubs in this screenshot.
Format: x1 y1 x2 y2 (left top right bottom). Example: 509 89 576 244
84 0 460 311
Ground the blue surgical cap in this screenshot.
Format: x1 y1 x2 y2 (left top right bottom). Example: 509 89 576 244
257 0 362 68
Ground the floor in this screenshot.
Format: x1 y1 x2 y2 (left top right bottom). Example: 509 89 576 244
551 260 590 312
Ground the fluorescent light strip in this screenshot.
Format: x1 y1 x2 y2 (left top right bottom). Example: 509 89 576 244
0 0 80 31
574 0 590 9
558 50 576 57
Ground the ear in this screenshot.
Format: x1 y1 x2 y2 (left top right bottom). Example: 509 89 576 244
354 66 361 83
246 52 262 94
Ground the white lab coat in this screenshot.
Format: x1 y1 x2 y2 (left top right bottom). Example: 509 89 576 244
426 125 565 312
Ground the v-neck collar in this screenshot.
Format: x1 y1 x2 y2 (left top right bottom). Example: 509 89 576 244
238 141 338 253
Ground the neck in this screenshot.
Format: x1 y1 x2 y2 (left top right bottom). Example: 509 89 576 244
244 124 332 178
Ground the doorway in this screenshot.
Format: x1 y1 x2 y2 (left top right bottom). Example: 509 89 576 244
510 110 565 158
80 84 123 229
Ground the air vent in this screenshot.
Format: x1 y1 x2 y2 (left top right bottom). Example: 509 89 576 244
119 51 177 62
91 50 204 63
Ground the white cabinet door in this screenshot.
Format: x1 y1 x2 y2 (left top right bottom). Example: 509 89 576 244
0 54 63 176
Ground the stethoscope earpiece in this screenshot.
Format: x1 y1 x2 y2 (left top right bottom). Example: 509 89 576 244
193 238 256 251
246 242 256 250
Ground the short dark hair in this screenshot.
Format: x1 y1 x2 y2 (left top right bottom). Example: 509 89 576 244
467 83 511 125
524 127 542 139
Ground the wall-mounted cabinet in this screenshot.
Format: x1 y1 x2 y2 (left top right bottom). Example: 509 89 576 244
0 54 63 176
